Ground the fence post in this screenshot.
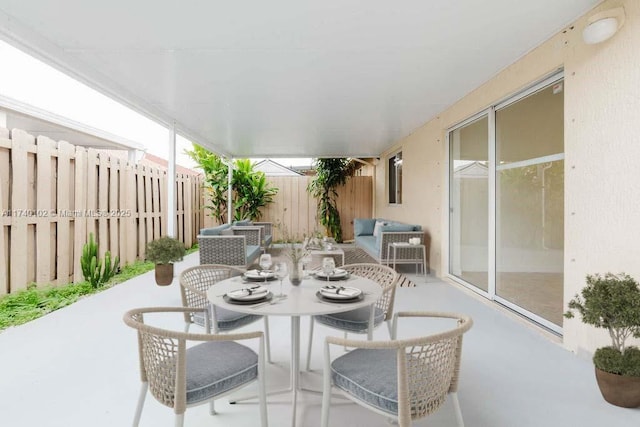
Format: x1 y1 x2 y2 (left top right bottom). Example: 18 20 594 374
73 146 88 283
0 128 9 295
56 140 75 285
10 130 33 291
120 161 137 265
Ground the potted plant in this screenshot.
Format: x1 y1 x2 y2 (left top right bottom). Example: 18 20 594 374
564 272 640 407
145 237 186 286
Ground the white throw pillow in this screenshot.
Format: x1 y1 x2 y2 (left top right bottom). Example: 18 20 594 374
373 220 386 237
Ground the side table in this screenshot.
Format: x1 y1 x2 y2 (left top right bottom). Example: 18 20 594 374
388 242 427 276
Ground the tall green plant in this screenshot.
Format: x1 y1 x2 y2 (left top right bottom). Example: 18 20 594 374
80 233 119 289
187 145 278 222
307 158 354 243
233 159 278 221
186 145 229 224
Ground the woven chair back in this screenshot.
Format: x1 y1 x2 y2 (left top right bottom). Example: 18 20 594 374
179 264 245 323
340 263 399 321
395 312 473 421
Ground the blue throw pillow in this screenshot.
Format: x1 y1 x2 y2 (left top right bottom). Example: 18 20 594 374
354 218 376 236
381 224 415 233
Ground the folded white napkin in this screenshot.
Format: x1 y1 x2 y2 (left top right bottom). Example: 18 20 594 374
316 268 348 278
245 269 274 277
228 285 268 298
319 286 361 298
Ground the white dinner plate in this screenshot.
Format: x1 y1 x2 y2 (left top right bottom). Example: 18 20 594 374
244 270 276 281
226 286 269 301
319 286 362 300
314 268 348 279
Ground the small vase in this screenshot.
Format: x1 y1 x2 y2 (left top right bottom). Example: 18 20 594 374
290 261 303 286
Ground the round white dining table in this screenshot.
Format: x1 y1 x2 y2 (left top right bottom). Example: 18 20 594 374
207 273 382 427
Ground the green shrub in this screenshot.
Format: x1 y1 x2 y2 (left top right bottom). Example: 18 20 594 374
594 347 640 377
80 233 120 289
145 236 186 264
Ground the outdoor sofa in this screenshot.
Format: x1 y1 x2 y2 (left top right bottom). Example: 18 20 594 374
353 218 424 265
198 220 273 267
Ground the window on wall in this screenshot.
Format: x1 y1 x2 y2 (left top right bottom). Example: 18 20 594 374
388 151 402 204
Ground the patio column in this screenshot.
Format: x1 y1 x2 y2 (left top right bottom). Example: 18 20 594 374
167 122 177 237
227 157 233 223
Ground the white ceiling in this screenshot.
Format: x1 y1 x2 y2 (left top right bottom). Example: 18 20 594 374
0 0 600 158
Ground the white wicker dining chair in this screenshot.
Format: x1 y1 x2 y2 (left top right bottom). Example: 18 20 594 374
180 264 272 363
321 311 473 427
123 306 268 427
305 263 399 371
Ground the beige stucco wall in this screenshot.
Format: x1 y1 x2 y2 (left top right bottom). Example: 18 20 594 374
375 0 640 355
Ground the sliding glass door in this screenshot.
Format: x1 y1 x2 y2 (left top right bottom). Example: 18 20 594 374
448 74 564 332
449 116 489 293
495 83 564 328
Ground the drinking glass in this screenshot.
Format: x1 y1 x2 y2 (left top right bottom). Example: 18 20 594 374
259 254 272 283
274 262 288 298
301 254 313 279
322 257 335 282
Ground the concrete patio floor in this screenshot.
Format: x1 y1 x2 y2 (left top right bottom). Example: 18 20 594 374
0 252 638 427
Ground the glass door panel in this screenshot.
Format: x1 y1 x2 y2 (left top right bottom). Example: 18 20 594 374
449 116 489 292
495 84 564 327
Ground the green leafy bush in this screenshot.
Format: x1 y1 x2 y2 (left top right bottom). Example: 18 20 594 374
145 236 186 264
565 272 640 376
594 347 640 377
80 233 120 289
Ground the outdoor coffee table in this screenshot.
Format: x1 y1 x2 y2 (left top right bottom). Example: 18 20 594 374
309 246 345 266
207 274 382 427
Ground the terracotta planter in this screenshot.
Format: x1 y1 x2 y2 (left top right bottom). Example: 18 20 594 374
155 263 174 286
595 367 640 408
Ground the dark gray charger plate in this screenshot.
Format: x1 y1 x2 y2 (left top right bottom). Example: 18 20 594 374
224 292 273 305
315 291 364 303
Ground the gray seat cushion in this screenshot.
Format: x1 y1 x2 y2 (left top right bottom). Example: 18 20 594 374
331 348 398 414
193 308 262 331
185 341 258 404
314 306 385 333
246 245 261 264
263 234 273 247
200 224 232 236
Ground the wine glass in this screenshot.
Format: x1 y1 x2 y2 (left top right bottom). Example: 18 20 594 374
301 254 313 279
259 254 272 283
274 262 288 298
322 257 335 282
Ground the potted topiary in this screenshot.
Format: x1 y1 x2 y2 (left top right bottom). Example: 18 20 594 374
564 272 640 407
145 236 186 286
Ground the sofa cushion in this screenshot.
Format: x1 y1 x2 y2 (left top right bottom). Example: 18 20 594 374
263 234 273 247
355 235 378 259
354 218 376 236
381 223 416 233
234 220 252 226
200 224 231 236
373 220 387 237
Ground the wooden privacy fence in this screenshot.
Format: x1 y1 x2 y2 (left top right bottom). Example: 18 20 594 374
259 175 372 242
0 128 205 295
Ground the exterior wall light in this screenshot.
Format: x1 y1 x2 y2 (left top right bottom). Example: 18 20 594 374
582 7 625 45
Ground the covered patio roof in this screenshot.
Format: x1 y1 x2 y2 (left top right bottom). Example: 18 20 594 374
0 0 599 158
